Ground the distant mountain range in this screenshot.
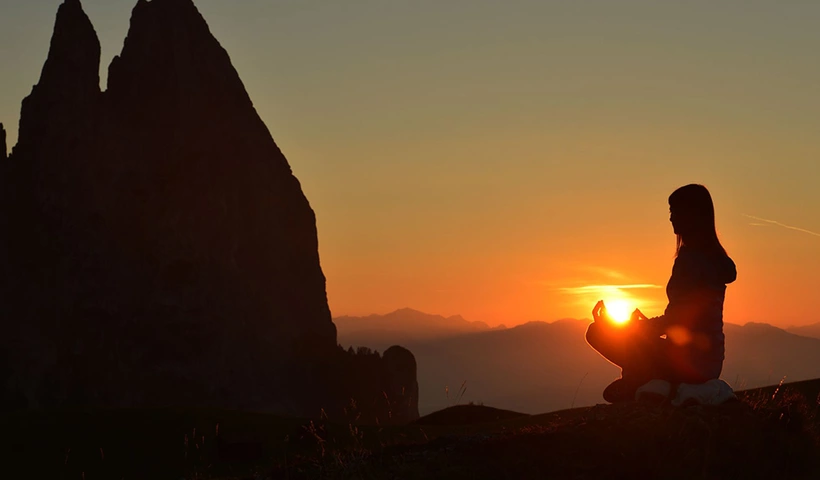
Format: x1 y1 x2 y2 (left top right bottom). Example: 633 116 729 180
786 322 820 340
335 308 506 348
335 310 820 416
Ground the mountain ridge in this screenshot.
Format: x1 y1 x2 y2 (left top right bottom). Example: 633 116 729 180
335 308 507 348
787 322 820 340
339 308 820 415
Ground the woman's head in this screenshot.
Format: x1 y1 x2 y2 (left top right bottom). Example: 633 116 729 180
669 184 727 256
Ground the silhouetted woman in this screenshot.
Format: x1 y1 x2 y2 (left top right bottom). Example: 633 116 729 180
585 184 737 403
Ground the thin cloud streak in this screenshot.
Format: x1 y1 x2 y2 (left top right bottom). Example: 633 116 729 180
578 266 627 280
559 284 663 295
743 214 820 238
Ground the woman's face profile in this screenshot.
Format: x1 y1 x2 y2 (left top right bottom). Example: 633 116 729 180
670 206 678 234
670 205 686 235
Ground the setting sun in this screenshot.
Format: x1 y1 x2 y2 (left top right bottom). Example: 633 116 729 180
606 299 633 325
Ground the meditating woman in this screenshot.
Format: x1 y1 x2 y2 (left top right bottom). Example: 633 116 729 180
585 184 737 403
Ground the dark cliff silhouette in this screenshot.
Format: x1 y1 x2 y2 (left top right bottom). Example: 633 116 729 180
0 123 6 161
0 0 417 423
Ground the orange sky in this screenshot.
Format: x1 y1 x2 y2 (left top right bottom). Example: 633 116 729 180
2 1 819 327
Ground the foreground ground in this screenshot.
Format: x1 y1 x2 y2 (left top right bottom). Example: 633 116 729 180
1 379 818 479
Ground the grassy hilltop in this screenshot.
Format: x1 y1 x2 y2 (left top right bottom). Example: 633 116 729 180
2 379 818 479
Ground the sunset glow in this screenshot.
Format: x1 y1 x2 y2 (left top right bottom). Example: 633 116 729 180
1 1 819 328
3 3 820 477
605 299 633 325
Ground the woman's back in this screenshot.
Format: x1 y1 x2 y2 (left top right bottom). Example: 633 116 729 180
666 246 737 335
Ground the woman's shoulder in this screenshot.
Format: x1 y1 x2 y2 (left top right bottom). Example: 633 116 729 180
676 246 737 285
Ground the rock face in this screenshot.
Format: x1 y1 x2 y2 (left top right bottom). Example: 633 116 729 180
383 346 421 422
328 346 420 424
0 0 417 422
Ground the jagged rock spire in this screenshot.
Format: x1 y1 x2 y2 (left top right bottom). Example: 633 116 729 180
107 0 290 171
39 0 100 93
14 0 100 160
0 124 6 161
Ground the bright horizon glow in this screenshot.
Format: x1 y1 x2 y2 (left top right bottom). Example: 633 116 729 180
1 1 819 328
605 299 633 325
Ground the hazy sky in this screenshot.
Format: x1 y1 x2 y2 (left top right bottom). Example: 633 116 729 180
1 0 819 327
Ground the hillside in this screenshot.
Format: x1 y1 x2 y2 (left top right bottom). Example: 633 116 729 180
393 318 820 415
335 380 820 480
2 379 818 479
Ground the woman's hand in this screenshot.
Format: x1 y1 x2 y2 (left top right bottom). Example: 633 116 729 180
631 308 649 322
592 300 608 323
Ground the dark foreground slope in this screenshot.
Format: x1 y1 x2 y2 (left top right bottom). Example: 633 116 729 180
2 379 818 479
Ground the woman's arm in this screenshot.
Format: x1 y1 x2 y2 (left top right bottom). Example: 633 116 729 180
636 248 700 336
645 314 672 336
632 309 671 337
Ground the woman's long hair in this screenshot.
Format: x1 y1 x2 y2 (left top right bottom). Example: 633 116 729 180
669 184 727 257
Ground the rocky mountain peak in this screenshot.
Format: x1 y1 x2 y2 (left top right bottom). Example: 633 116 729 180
12 0 100 162
37 0 100 96
0 0 416 423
